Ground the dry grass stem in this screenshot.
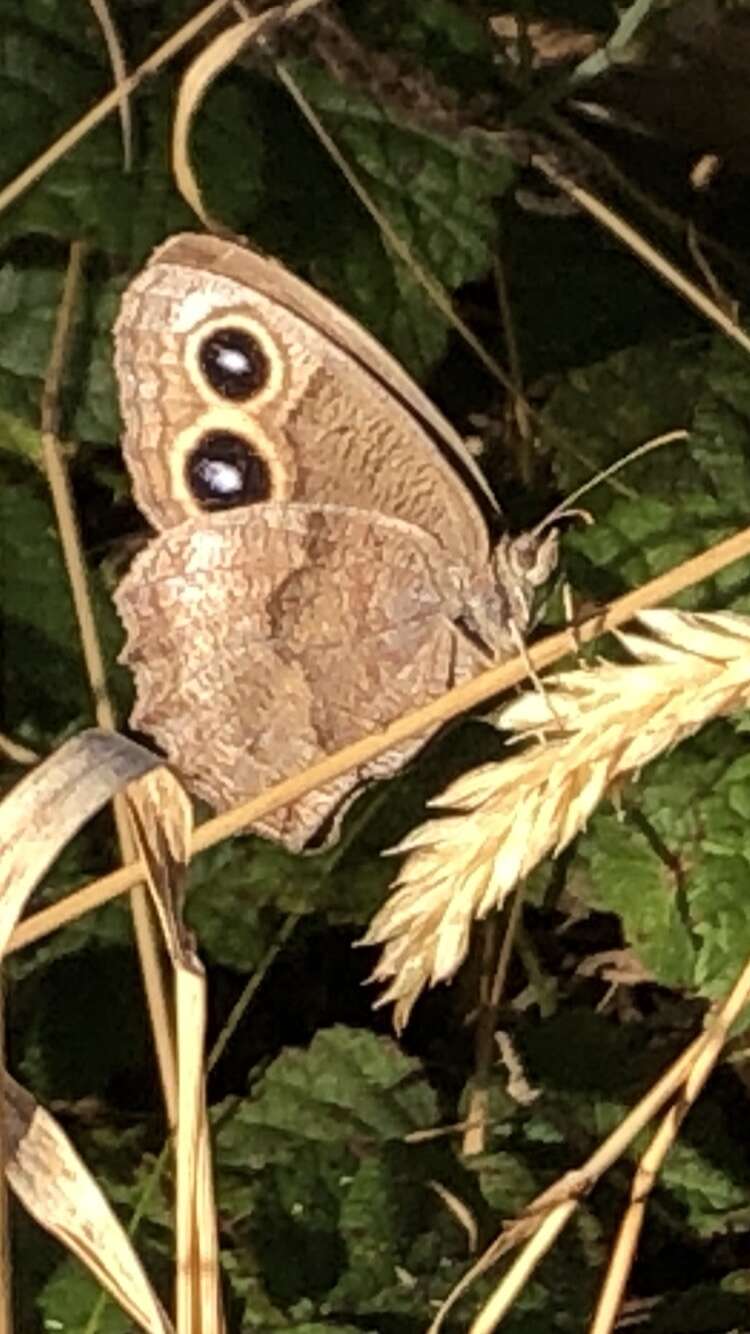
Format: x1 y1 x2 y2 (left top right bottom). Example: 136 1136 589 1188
0 0 232 220
40 244 178 1123
589 949 750 1334
589 1116 678 1334
271 58 517 399
126 769 223 1329
428 1025 708 1334
41 245 116 727
10 527 750 957
531 153 750 361
367 610 750 1029
461 943 750 1334
86 0 132 168
463 891 524 1156
0 734 37 765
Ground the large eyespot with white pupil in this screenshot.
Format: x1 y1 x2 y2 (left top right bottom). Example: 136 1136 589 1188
186 432 272 509
198 327 269 400
185 313 284 410
168 408 295 519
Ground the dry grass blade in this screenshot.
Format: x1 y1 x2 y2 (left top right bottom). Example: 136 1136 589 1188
126 771 222 1331
173 18 262 230
366 609 750 1029
0 730 162 956
0 734 37 766
272 62 518 401
173 0 326 227
428 1180 478 1254
126 768 193 964
0 733 178 1331
5 1073 173 1334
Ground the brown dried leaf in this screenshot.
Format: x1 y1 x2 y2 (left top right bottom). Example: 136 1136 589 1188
125 769 222 1331
5 1073 172 1333
0 730 174 1330
126 766 193 967
0 730 161 956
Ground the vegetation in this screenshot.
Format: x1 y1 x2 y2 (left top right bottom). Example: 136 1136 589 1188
4 0 750 1329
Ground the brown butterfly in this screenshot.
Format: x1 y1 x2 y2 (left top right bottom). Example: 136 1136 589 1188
114 234 556 849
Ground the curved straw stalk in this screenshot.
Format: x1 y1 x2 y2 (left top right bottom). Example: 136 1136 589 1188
10 528 750 955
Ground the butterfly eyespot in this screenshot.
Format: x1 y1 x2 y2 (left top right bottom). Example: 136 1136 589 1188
186 432 272 508
198 326 270 400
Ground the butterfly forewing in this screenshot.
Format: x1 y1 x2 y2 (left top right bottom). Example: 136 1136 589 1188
115 234 492 568
149 233 499 513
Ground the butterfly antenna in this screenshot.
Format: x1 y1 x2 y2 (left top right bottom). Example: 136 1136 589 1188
532 428 689 537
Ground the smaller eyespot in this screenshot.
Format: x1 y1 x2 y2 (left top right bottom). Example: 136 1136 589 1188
198 327 270 400
186 432 272 509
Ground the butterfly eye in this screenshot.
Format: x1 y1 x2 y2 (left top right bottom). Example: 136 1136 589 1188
186 432 271 508
198 326 270 400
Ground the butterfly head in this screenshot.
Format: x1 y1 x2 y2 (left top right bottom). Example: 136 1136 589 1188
491 527 559 640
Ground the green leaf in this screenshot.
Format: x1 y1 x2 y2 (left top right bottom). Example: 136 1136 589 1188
38 1264 135 1332
0 262 64 420
216 1027 477 1324
217 1027 438 1166
1 477 89 726
641 1283 750 1333
659 1127 750 1238
0 31 126 246
0 407 42 462
351 0 494 77
576 810 698 989
0 472 123 731
14 945 155 1102
272 61 515 373
541 335 750 607
574 725 750 1000
0 258 122 447
275 1326 376 1334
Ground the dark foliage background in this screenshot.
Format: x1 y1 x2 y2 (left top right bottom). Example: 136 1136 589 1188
5 0 750 1329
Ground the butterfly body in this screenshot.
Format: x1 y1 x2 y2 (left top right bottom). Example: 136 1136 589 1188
114 234 555 849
